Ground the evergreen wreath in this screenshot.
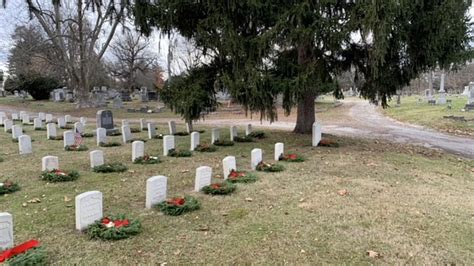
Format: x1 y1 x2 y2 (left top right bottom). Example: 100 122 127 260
65 144 89 151
0 179 20 195
133 155 160 164
34 127 46 131
173 131 189 136
248 131 266 139
319 138 340 147
92 163 128 173
202 181 236 195
99 141 122 147
130 128 141 133
195 144 217 152
279 153 305 162
86 214 141 241
152 134 164 139
40 169 79 182
213 140 234 146
233 136 254 142
81 133 94 138
167 149 192 157
155 196 200 216
256 162 285 172
60 125 74 130
1 240 47 265
48 136 63 141
227 170 258 183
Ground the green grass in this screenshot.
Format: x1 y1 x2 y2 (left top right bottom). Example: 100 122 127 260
0 118 473 264
382 95 474 135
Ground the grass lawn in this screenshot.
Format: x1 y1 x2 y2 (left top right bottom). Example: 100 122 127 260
1 119 473 264
382 95 474 136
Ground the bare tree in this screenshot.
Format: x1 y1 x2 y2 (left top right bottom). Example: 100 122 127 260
24 0 126 107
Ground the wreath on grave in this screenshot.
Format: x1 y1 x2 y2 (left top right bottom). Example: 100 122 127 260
86 214 141 241
168 149 192 157
40 169 79 182
34 127 46 131
93 163 128 173
130 128 141 133
256 161 285 172
152 134 164 139
60 125 74 130
155 196 201 216
202 181 236 195
213 140 234 146
279 153 305 162
81 133 94 138
233 136 254 142
248 131 266 139
133 155 160 164
195 144 217 152
48 136 63 141
173 132 189 136
318 138 340 147
6 129 12 133
0 179 20 195
0 240 47 265
65 144 89 151
99 141 122 147
227 170 258 183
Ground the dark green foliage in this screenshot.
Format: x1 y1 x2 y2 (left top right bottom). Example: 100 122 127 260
256 162 285 172
202 181 236 195
48 136 63 141
5 247 47 266
195 144 217 152
167 149 192 157
40 169 79 182
99 142 121 147
130 128 141 133
92 163 128 173
155 196 200 216
109 131 122 136
133 156 160 164
233 136 253 143
86 214 141 241
227 171 258 184
64 145 88 151
34 127 46 131
81 133 94 138
248 131 266 139
213 140 234 146
173 132 189 136
279 153 305 162
0 180 20 195
16 74 60 100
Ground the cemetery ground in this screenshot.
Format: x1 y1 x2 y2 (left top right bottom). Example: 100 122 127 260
383 96 474 136
1 119 473 264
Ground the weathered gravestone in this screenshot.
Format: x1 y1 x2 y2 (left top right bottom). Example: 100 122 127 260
65 115 72 123
274 142 284 161
33 118 42 129
168 121 176 135
211 128 220 144
18 135 32 155
0 212 14 250
246 124 252 136
90 150 104 168
140 118 147 130
75 191 103 231
45 114 53 123
74 122 85 134
42 156 59 171
251 148 263 170
132 141 145 161
22 114 30 124
11 125 22 140
38 112 46 121
190 132 200 151
57 117 66 128
112 97 123 109
146 176 167 209
121 125 132 143
47 123 57 139
11 113 18 120
96 128 107 146
222 156 236 180
96 110 117 135
230 126 237 141
19 111 26 120
121 120 129 127
147 123 157 139
63 131 75 147
80 117 87 125
312 122 322 146
194 166 212 192
163 135 175 156
3 120 12 132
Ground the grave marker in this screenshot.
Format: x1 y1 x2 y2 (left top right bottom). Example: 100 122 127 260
211 128 220 144
230 126 237 141
190 132 200 151
63 131 75 147
121 125 132 143
11 125 22 139
22 114 30 124
96 110 116 134
45 114 53 123
145 176 167 209
147 123 156 139
18 135 32 155
96 128 107 146
65 115 72 123
245 124 252 136
74 122 85 134
0 212 13 250
168 121 176 135
75 191 103 231
140 118 147 130
38 112 46 121
47 123 57 138
3 119 12 132
121 120 129 127
34 118 42 129
222 156 236 180
194 166 212 192
163 135 175 156
132 141 145 161
42 156 59 171
57 117 66 128
312 122 322 146
11 113 18 120
90 150 104 168
80 117 87 125
274 143 284 161
251 148 263 170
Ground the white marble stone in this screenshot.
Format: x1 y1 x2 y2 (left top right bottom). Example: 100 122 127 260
194 166 212 192
45 114 53 123
74 122 85 134
245 124 252 136
147 123 157 139
3 119 12 132
140 118 147 130
90 150 104 168
57 117 66 128
121 119 129 127
211 128 220 144
0 212 14 250
168 121 176 135
47 123 57 139
11 113 19 120
274 142 284 161
96 128 107 146
11 125 23 139
75 191 103 231
145 176 167 209
65 115 72 123
312 122 322 146
38 112 45 121
251 148 263 170
230 126 237 141
18 135 32 155
80 117 87 125
63 131 75 147
121 125 132 143
22 114 30 124
132 141 145 161
222 156 236 180
42 156 59 171
33 118 43 129
163 135 175 156
190 132 200 151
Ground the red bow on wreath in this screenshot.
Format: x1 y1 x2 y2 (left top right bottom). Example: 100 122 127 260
101 218 130 228
0 240 40 262
168 198 185 206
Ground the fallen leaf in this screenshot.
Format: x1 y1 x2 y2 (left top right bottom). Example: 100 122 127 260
367 250 380 258
337 189 349 196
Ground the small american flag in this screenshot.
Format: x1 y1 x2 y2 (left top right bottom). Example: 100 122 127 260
74 129 83 146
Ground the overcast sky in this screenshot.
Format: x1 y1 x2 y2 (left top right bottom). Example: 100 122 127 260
1 1 474 73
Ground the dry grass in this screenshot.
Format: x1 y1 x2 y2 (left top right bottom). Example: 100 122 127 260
0 116 473 264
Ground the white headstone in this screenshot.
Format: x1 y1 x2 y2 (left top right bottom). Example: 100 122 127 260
140 118 147 130
168 121 176 135
18 135 32 155
274 142 284 161
121 120 129 127
163 135 175 156
0 212 14 250
47 123 57 138
3 119 12 132
75 191 103 231
211 128 220 144
121 125 132 143
190 132 200 151
312 122 322 146
96 128 107 146
0 112 5 119
80 117 87 125
65 115 72 123
245 124 252 136
38 112 46 121
230 126 237 141
42 156 59 171
145 176 167 209
63 131 75 147
11 125 22 139
90 150 104 168
22 114 30 124
147 123 157 139
19 111 26 120
251 148 263 170
194 166 212 192
74 122 85 134
33 118 42 129
222 156 236 180
11 113 19 120
57 117 66 128
469 86 474 104
132 141 145 161
45 114 53 123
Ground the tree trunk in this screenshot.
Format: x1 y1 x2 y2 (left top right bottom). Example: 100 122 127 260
293 93 315 134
